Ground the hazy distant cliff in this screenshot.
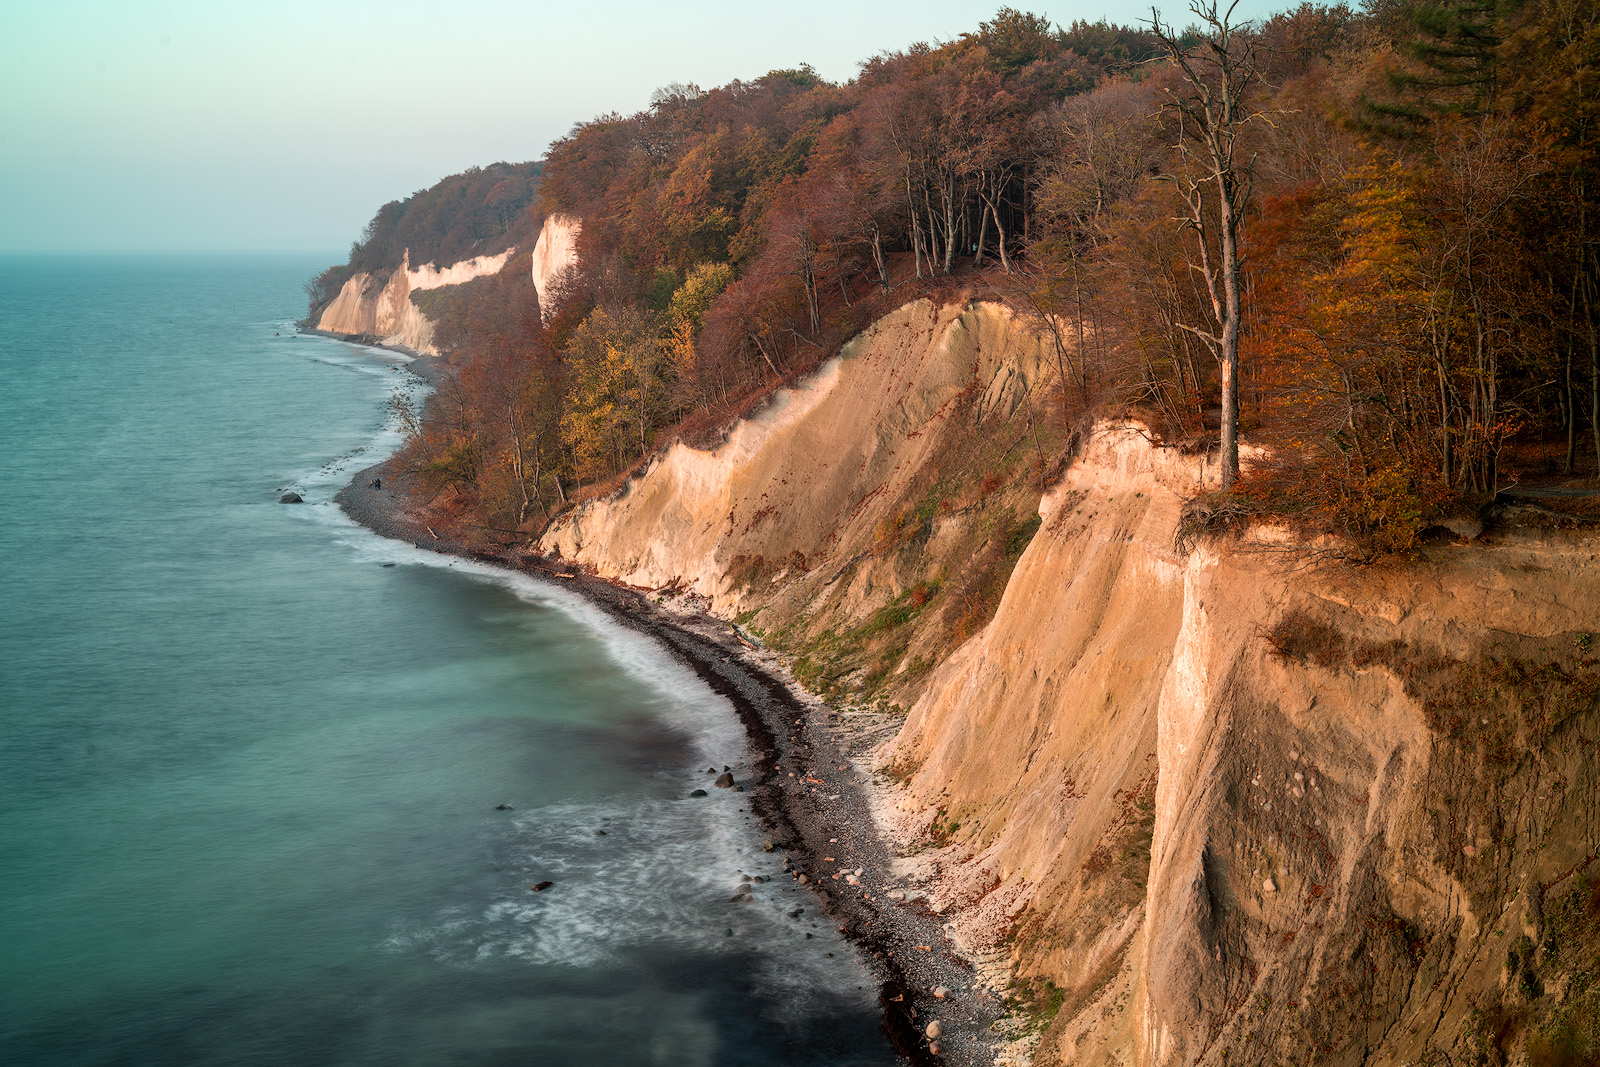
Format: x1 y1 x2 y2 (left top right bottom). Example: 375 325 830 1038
316 248 516 353
304 161 542 347
542 296 1600 1067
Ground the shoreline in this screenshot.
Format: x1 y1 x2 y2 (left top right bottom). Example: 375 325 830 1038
328 346 1004 1065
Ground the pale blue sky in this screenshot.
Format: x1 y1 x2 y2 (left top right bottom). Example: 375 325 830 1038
1 0 1284 253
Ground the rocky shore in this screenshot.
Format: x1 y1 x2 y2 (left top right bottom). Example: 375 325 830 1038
333 410 1007 1067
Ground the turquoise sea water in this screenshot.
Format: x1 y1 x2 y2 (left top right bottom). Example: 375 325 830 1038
0 255 893 1066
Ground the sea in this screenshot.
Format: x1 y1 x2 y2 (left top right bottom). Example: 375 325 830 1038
0 254 896 1066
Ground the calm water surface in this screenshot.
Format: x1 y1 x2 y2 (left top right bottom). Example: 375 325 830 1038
0 254 894 1066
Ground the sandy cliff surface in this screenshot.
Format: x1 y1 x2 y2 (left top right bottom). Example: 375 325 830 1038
540 298 1600 1066
316 248 514 353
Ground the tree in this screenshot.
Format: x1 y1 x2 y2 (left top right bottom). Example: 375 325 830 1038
561 307 673 480
1152 0 1263 488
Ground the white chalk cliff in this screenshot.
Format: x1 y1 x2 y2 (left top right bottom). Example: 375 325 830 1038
316 248 515 353
529 214 581 321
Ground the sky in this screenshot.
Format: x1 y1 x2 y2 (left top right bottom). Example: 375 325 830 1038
0 0 1285 254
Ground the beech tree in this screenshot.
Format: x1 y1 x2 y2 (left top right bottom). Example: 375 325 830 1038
1152 0 1260 487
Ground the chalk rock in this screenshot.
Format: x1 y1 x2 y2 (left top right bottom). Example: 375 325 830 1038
933 986 951 999
1263 878 1277 893
925 1020 942 1040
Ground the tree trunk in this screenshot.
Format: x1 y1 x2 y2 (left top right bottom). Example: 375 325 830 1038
1586 267 1600 475
906 171 923 280
988 198 1011 274
508 402 531 526
1218 173 1242 488
974 201 990 267
531 441 549 519
1566 325 1577 475
934 171 947 271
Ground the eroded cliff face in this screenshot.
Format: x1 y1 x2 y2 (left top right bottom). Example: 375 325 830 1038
530 214 580 319
316 248 515 353
542 297 1600 1067
541 299 1064 662
892 438 1600 1067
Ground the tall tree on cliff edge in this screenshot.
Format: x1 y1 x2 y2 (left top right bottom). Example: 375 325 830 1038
1152 0 1261 488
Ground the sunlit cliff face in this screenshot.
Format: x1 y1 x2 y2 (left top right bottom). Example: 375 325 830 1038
316 248 515 353
530 215 581 322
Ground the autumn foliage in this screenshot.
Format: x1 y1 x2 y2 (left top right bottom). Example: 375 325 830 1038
323 1 1600 555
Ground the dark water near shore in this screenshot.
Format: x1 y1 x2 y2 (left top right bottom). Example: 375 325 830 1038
0 254 894 1066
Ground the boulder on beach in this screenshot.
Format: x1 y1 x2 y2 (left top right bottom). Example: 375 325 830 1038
279 492 303 504
925 1020 942 1040
713 772 735 788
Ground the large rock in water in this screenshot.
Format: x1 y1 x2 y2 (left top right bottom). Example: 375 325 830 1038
713 772 735 788
279 492 303 504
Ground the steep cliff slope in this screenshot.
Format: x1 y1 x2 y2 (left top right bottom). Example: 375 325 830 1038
543 298 1071 710
891 434 1600 1067
541 297 1600 1067
529 214 580 319
315 248 516 353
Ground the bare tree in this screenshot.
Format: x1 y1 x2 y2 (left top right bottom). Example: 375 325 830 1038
1151 0 1261 488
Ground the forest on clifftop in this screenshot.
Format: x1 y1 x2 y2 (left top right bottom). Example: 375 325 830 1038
318 0 1600 556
